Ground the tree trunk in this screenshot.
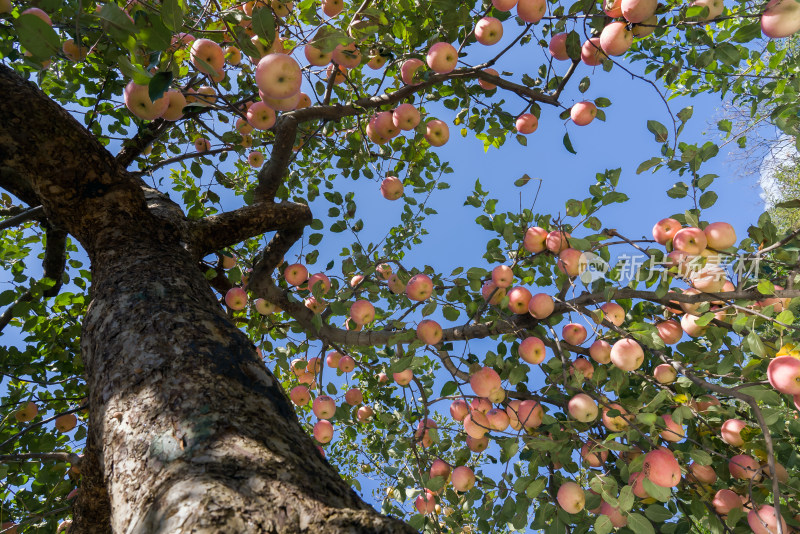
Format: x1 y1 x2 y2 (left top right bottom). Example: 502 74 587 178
0 65 414 534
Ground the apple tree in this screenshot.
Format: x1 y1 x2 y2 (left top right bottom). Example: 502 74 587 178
1 0 800 533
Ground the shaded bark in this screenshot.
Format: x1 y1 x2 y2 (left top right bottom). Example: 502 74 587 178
0 64 414 534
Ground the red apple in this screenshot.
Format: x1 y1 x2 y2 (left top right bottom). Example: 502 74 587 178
284 263 308 286
557 482 585 513
516 399 543 428
692 0 724 20
478 68 499 90
562 323 587 345
290 386 310 406
600 21 633 56
475 17 504 45
332 42 361 68
581 37 607 66
748 505 787 534
557 248 587 277
524 226 548 252
357 406 374 422
425 119 450 146
326 351 342 368
528 292 555 319
643 447 681 487
721 418 746 446
549 33 570 60
589 339 612 364
393 368 414 386
656 320 683 344
673 227 708 255
602 403 630 431
406 274 434 301
713 489 742 515
482 281 506 305
486 408 510 430
767 355 800 394
14 401 38 423
600 502 627 528
426 42 458 73
729 454 761 480
452 466 476 491
312 395 336 419
654 363 677 384
515 113 539 134
190 38 225 76
400 58 424 84
761 0 800 38
417 319 443 345
570 357 594 380
55 413 77 433
392 103 421 130
507 286 532 314
519 336 546 364
344 388 363 406
225 287 248 310
688 462 717 484
570 101 597 125
568 393 598 422
652 217 682 245
256 54 302 100
621 0 657 23
470 367 504 401
493 0 518 10
313 420 333 443
492 265 514 288
659 414 685 442
450 399 470 421
610 338 644 371
600 302 625 326
338 355 356 373
581 441 609 466
124 81 169 120
517 0 546 22
304 44 332 66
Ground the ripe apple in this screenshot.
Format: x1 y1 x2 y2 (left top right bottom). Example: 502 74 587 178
393 368 413 386
528 292 555 319
570 357 594 380
55 413 77 433
452 466 476 491
601 402 630 431
621 0 657 23
478 68 499 90
322 0 344 16
681 313 707 337
370 111 401 139
653 363 678 384
313 420 333 443
659 414 685 442
557 482 585 514
748 505 788 534
246 101 277 130
517 0 546 22
516 399 543 428
604 0 623 16
524 226 548 252
768 355 800 394
673 226 708 255
289 386 310 406
507 286 532 314
519 336 546 364
729 454 761 480
652 217 681 244
248 151 264 168
713 489 742 515
589 339 612 364
160 90 187 122
332 42 361 68
223 45 241 66
326 351 342 368
600 302 625 326
225 287 248 310
356 406 374 422
256 54 302 99
486 408 510 430
470 367 504 401
562 323 587 345
400 58 425 84
417 319 443 345
191 38 225 76
270 0 293 18
338 355 356 373
548 33 570 60
367 54 388 69
393 103 421 130
425 119 450 146
124 81 169 120
344 388 363 406
430 458 452 486
481 281 506 305
450 399 470 421
581 441 609 466
304 44 332 66
261 91 301 111
471 398 492 413
688 462 717 484
570 101 597 125
721 418 746 446
463 411 490 438
690 265 727 293
703 221 736 249
633 14 658 36
350 299 375 325
387 274 406 295
761 0 800 37
308 272 331 294
14 401 38 423
581 37 607 66
312 395 336 419
692 0 724 20
254 298 276 315
284 263 308 286
656 320 683 344
515 113 538 134
629 471 649 498
610 338 644 371
643 447 681 487
599 502 627 528
406 273 434 301
568 393 598 422
491 265 514 288
63 39 89 62
475 17 504 45
426 42 458 73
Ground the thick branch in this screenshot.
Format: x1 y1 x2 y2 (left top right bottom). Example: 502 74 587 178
190 201 312 258
0 452 81 464
42 227 67 298
0 205 44 231
254 115 299 202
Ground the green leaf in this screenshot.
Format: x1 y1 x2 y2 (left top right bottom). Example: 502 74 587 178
563 132 576 154
627 513 655 534
148 72 173 103
97 2 138 34
514 174 533 187
161 0 184 31
647 120 669 143
642 478 671 502
645 504 673 522
757 279 775 295
594 97 611 108
118 56 152 85
594 515 613 534
14 14 61 59
310 27 351 54
715 43 740 65
566 31 581 61
637 157 662 174
252 7 276 42
698 191 717 209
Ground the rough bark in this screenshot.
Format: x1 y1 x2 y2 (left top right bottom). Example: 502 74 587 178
0 65 414 534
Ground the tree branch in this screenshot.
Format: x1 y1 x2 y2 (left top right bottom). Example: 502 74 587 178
0 205 44 231
189 201 312 258
0 452 81 464
254 115 299 202
42 227 67 298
